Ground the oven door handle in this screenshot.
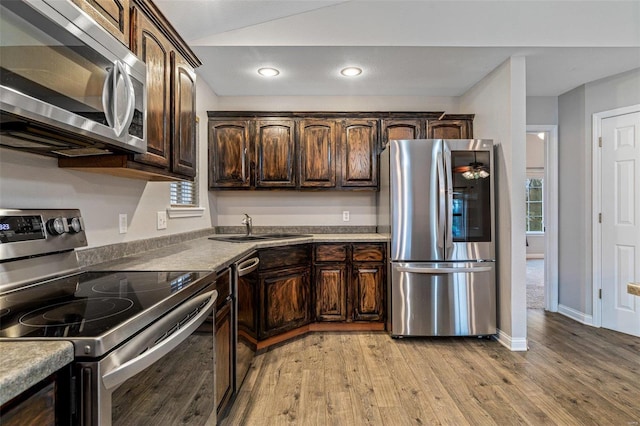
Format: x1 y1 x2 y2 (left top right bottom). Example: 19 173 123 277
101 289 217 391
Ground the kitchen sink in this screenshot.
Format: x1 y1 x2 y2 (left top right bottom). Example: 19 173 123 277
208 233 311 243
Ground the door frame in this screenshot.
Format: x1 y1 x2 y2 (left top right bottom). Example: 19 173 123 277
526 125 559 312
591 104 640 327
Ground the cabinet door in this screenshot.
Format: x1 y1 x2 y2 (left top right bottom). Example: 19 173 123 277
351 263 385 322
171 52 197 178
314 264 348 321
340 119 379 188
71 0 129 45
131 7 171 170
427 120 472 139
215 301 233 415
259 266 310 339
298 119 337 188
208 120 251 188
381 119 423 149
255 119 296 188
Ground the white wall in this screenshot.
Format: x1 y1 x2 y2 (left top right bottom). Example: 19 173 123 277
460 57 528 350
213 96 460 113
557 67 640 317
526 97 558 125
215 192 376 227
0 76 219 248
208 95 461 227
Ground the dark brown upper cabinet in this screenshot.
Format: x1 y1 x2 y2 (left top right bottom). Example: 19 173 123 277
298 119 337 188
427 118 473 139
340 119 378 188
58 1 201 182
171 51 197 177
208 120 251 188
255 119 296 188
207 112 473 191
380 118 423 151
130 7 171 170
130 4 197 178
71 0 130 45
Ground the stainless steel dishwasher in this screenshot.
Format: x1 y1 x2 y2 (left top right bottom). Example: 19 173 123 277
234 252 260 391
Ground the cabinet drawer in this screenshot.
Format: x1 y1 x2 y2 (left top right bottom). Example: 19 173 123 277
352 243 385 262
315 244 348 262
259 245 311 270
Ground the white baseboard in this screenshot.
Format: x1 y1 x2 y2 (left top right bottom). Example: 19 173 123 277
495 329 529 351
558 304 594 326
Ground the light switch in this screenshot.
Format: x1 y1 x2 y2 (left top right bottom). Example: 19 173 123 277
157 211 167 230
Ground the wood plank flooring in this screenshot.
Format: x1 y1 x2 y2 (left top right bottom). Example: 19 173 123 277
221 310 640 425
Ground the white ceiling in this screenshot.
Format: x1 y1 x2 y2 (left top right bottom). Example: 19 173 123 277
154 0 640 98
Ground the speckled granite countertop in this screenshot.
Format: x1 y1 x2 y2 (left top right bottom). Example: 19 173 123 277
0 341 74 405
89 233 389 272
629 283 640 296
1 233 388 404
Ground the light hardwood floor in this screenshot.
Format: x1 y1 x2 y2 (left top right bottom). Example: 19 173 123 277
222 310 640 425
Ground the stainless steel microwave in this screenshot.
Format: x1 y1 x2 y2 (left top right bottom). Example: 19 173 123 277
0 0 147 157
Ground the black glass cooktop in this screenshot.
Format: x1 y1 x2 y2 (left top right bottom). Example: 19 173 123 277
0 270 211 340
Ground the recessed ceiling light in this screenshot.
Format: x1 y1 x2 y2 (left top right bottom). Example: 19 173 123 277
340 67 363 77
257 67 280 77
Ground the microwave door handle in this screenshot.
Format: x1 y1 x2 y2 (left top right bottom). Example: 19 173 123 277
101 289 217 391
113 60 136 137
101 65 115 129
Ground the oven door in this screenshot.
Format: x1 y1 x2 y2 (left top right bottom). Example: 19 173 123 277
76 287 217 426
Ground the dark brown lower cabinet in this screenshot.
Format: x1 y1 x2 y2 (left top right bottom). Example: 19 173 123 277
258 265 311 339
352 262 385 321
314 243 385 324
215 301 232 415
214 268 233 417
0 367 72 426
314 263 348 321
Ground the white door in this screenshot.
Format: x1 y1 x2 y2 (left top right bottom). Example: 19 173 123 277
601 111 640 337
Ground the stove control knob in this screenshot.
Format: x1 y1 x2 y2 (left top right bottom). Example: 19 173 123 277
46 217 67 236
68 217 83 233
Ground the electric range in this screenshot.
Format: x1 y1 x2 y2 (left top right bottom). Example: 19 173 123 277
0 209 218 425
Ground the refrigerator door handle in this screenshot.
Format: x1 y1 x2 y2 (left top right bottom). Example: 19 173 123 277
443 141 453 249
396 265 493 274
436 149 446 249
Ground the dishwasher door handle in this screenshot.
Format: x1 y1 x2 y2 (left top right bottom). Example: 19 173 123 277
237 257 259 276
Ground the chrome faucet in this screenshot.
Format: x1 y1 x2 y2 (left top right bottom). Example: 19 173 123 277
241 213 253 236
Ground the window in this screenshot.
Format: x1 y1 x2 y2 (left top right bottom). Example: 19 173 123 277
525 177 544 233
170 180 197 207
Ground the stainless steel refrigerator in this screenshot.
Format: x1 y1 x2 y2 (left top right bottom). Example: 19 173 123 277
377 139 496 337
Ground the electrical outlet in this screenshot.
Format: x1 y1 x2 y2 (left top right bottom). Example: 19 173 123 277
119 214 128 234
157 211 167 230
342 211 350 222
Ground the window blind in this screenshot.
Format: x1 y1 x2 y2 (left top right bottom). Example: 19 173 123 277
170 180 197 206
